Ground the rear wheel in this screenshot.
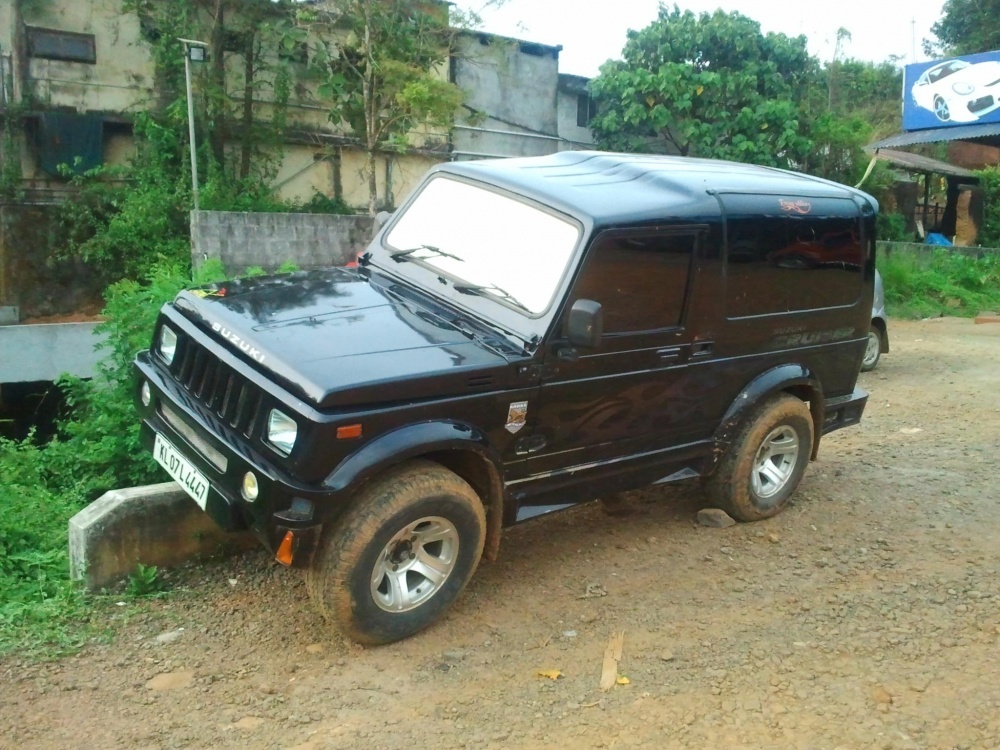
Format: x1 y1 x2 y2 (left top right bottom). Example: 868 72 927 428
306 460 486 645
705 394 814 522
861 326 882 372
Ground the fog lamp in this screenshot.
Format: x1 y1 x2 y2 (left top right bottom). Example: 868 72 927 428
241 471 259 502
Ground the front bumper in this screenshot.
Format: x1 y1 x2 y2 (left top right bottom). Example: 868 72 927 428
822 387 868 435
134 352 335 567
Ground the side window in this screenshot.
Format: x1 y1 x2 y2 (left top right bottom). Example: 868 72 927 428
725 214 863 318
572 231 696 334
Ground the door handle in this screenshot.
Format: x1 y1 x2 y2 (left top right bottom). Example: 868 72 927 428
691 341 714 357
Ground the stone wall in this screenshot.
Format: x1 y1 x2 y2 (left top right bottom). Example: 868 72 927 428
0 203 106 320
190 210 376 275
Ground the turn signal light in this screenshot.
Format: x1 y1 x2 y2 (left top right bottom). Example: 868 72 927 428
336 423 363 439
275 531 295 566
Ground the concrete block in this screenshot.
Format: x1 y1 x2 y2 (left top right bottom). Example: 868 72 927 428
69 482 257 591
975 312 1000 325
0 322 106 383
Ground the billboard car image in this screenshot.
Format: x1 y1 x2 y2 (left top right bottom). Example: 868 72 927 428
904 50 1000 130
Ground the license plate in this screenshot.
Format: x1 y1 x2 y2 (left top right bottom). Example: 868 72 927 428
154 433 210 509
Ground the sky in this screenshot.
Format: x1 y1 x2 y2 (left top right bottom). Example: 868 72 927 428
455 0 949 78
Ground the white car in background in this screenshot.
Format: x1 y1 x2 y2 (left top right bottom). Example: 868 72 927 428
911 58 1000 123
863 270 889 372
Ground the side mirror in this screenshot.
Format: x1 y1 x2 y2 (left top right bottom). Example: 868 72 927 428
566 299 603 349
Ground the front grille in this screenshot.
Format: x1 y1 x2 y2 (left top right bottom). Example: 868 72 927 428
968 95 996 113
171 333 263 437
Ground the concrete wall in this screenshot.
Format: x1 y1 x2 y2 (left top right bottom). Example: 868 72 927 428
24 0 153 116
0 321 105 383
556 75 594 148
69 482 256 592
451 34 593 160
0 204 106 319
190 210 376 275
453 34 562 159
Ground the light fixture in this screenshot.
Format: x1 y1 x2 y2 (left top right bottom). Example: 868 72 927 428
140 381 152 407
241 472 259 502
267 409 298 456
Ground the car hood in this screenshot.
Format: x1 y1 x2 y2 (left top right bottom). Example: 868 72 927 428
172 268 518 408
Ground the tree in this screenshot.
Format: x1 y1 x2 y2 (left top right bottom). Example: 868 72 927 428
929 0 1000 56
589 5 816 168
292 1 463 215
127 0 297 186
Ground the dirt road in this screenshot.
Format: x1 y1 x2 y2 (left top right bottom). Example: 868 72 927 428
4 318 1000 750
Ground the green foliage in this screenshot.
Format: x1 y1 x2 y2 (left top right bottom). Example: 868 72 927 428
977 167 1000 249
57 114 193 282
877 213 911 243
291 0 463 213
0 438 93 657
800 111 873 186
0 258 252 656
589 5 815 167
878 247 1000 318
929 0 1000 56
126 564 164 598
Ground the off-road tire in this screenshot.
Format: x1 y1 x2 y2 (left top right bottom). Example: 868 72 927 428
306 460 486 645
705 394 814 522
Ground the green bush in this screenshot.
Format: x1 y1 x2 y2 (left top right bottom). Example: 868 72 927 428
0 259 230 656
876 212 911 243
978 166 1000 249
878 246 1000 318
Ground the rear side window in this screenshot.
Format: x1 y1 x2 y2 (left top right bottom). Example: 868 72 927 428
571 231 696 333
722 196 863 318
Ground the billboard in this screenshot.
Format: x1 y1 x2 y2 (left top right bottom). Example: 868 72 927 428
903 50 1000 131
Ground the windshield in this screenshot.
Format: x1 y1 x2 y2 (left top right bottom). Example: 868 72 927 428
383 176 581 315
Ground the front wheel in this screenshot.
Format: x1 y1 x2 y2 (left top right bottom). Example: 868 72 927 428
306 460 486 645
704 394 814 522
861 326 882 372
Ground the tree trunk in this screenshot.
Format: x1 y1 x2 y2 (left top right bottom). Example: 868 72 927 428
363 15 378 216
207 0 228 172
239 34 256 181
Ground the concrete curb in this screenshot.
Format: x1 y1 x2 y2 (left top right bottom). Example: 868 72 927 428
69 482 257 591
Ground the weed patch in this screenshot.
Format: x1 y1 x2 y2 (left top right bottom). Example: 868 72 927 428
878 247 1000 319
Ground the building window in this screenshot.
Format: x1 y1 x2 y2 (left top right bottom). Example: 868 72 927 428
577 94 596 128
27 27 97 64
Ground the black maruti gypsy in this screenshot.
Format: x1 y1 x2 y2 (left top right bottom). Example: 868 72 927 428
134 151 876 644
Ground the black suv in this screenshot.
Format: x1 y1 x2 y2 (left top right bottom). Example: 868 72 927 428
134 152 875 644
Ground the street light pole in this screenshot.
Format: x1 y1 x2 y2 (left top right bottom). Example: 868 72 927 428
179 39 208 212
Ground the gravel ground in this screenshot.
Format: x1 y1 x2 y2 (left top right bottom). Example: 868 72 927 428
3 317 1000 750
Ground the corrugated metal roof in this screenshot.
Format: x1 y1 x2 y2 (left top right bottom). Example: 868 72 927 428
867 122 1000 149
864 148 979 179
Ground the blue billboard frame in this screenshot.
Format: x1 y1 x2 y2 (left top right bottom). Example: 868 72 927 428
903 50 1000 132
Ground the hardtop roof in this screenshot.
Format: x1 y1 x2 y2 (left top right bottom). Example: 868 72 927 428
435 151 875 227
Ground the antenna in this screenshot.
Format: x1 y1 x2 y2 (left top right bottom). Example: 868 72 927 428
911 17 917 63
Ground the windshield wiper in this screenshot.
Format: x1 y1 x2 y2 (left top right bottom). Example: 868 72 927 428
453 282 531 313
389 244 464 263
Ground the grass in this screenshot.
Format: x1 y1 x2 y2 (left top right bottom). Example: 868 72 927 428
877 245 1000 319
0 439 95 658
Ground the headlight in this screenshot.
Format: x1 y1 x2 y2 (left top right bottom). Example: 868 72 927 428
158 325 178 365
952 81 975 95
267 409 297 456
